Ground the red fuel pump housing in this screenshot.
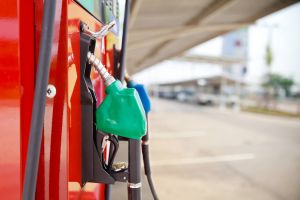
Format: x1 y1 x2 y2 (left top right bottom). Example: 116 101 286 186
0 0 120 199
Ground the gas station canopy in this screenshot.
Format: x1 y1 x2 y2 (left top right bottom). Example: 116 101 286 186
127 0 299 73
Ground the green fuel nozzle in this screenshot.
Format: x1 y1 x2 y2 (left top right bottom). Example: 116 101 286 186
87 52 147 140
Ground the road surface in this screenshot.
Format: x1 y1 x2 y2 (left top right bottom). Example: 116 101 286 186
112 98 300 200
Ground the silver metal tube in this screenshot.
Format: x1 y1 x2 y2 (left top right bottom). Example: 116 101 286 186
87 52 115 86
83 20 116 38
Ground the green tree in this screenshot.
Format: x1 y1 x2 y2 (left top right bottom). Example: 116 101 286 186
280 77 294 97
263 73 294 97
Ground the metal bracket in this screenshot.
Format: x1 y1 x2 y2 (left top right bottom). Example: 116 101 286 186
80 31 115 185
80 26 129 186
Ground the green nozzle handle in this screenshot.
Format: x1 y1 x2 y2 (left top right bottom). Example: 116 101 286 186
95 80 147 139
87 52 147 140
88 52 147 139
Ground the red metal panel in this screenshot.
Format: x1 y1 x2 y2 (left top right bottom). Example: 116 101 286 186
0 0 21 199
32 0 68 199
19 1 35 193
48 1 68 199
19 0 68 198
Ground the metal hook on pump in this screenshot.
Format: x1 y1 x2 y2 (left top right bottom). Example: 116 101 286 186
82 20 116 38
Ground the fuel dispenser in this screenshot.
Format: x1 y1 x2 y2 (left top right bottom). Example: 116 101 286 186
22 0 156 199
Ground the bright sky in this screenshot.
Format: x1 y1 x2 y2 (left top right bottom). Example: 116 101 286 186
134 3 300 86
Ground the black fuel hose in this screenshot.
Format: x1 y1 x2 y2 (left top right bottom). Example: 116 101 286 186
142 116 159 200
128 139 142 200
22 0 57 199
142 144 159 200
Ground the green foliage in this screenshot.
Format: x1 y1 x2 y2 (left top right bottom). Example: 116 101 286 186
280 77 294 97
263 73 294 97
242 106 300 118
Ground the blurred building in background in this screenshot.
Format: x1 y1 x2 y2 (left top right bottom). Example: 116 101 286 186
134 28 249 110
133 4 300 115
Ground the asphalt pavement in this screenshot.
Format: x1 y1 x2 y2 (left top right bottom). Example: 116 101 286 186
112 98 300 200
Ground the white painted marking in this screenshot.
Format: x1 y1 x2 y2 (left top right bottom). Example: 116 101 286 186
151 153 255 167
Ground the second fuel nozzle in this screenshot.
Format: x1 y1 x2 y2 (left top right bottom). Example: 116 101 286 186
87 52 115 86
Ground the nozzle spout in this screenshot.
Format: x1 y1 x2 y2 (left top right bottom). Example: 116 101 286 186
87 52 115 86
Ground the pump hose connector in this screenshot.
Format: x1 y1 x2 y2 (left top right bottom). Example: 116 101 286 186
87 52 115 86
